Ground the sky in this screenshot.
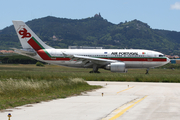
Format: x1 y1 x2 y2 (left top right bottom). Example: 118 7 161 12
1 0 180 31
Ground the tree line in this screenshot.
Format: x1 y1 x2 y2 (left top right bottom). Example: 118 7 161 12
0 55 38 64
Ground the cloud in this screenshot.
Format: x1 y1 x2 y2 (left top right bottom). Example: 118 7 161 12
171 2 180 10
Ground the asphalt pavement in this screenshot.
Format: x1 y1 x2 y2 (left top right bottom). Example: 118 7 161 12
1 81 180 120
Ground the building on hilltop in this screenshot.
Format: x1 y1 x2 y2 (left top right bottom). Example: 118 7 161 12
94 13 102 18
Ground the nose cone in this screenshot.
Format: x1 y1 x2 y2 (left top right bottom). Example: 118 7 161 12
166 57 170 63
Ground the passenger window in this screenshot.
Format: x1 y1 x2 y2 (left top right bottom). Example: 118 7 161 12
159 55 164 57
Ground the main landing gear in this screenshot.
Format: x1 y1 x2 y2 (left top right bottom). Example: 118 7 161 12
145 68 150 74
89 64 100 73
89 71 100 73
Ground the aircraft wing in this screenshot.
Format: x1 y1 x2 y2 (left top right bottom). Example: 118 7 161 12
69 55 119 67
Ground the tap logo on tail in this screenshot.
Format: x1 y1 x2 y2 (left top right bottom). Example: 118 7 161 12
18 28 31 38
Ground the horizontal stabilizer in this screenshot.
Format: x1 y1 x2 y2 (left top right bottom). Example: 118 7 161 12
12 48 37 56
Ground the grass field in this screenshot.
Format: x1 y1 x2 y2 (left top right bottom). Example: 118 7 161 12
0 64 180 110
0 64 180 82
0 64 102 110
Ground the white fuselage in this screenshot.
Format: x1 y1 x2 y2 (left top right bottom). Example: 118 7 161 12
28 49 170 69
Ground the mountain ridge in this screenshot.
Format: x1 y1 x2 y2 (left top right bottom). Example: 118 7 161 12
0 16 180 55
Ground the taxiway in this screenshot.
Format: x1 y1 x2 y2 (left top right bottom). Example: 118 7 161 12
1 81 180 120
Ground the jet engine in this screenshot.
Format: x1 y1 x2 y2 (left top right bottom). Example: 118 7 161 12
105 62 126 72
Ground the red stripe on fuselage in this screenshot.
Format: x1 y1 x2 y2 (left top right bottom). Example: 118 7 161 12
28 38 51 60
28 38 42 50
36 50 71 60
109 58 167 62
36 49 51 60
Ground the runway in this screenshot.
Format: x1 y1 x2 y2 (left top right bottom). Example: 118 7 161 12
1 81 180 120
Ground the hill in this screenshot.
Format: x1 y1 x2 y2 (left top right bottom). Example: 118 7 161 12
0 15 180 55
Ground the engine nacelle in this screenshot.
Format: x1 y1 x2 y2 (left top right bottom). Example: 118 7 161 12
105 62 126 72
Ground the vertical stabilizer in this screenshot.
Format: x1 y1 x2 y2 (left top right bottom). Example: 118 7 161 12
12 21 53 50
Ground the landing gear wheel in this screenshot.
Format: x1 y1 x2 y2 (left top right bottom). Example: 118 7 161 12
89 71 100 73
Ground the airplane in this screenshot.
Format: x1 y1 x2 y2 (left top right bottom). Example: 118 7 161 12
12 21 170 74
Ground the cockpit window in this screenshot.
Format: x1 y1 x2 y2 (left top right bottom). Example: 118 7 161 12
159 54 164 57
